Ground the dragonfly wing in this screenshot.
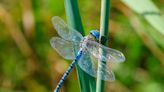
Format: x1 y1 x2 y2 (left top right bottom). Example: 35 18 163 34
94 57 115 81
78 50 96 77
52 16 83 42
50 37 80 60
78 50 115 81
85 40 125 63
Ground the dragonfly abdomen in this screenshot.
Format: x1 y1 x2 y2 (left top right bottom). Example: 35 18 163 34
54 49 83 92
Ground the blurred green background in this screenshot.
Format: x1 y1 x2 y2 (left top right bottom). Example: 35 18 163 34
0 0 164 92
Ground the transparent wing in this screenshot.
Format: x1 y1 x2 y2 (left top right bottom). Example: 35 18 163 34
78 50 115 81
50 37 80 60
52 16 83 42
85 40 125 63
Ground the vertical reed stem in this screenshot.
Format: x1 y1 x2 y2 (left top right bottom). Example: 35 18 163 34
64 0 96 92
96 0 110 92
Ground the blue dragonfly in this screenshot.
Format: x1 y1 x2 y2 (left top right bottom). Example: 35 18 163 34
50 16 125 92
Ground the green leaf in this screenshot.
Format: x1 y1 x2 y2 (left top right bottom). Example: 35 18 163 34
64 0 96 92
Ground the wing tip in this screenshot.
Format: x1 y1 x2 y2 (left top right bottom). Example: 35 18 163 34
119 53 126 62
51 16 64 26
51 16 60 21
49 37 58 46
51 16 67 30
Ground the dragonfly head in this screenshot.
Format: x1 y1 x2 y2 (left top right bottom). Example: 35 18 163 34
90 30 100 41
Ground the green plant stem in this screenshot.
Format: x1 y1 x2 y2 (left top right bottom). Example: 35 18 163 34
96 0 110 92
64 0 84 35
64 0 96 92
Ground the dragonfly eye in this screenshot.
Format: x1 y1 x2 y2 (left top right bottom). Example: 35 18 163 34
90 30 100 40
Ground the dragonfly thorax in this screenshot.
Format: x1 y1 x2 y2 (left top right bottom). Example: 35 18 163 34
80 30 100 49
80 34 97 49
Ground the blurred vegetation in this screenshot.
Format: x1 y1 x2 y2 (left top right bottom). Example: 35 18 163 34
0 0 164 92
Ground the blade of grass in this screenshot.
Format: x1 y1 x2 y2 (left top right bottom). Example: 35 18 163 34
115 4 164 65
64 0 96 92
96 0 110 92
121 0 164 35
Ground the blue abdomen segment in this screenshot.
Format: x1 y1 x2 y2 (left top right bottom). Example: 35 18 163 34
54 49 83 92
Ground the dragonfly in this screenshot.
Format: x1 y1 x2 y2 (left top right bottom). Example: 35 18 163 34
50 16 125 92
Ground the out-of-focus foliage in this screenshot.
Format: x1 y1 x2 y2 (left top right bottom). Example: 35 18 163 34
0 0 164 92
122 0 164 35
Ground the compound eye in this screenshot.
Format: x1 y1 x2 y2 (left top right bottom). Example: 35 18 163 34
90 32 93 35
